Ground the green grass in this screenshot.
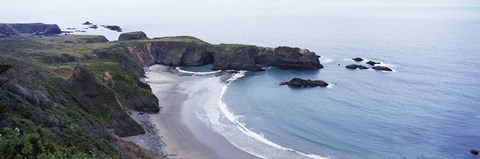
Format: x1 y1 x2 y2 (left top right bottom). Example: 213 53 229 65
149 36 210 45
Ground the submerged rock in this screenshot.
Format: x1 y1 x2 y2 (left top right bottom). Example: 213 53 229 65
372 66 393 71
280 78 329 88
346 64 368 70
471 149 479 155
366 60 380 66
118 31 148 41
352 57 364 62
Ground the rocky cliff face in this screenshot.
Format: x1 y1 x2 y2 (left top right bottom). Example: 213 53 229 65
127 37 323 71
0 23 62 35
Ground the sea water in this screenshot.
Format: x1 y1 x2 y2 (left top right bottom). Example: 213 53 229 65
178 7 480 158
218 9 480 159
9 5 479 159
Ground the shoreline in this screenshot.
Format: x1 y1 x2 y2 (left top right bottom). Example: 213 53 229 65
125 65 257 159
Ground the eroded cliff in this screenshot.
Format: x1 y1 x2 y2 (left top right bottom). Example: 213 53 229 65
124 36 323 71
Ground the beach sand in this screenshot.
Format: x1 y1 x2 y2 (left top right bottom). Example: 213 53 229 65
125 65 257 159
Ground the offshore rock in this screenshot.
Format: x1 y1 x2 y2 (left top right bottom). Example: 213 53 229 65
353 57 364 62
103 25 122 32
346 64 368 70
280 78 329 88
372 66 393 71
366 60 380 66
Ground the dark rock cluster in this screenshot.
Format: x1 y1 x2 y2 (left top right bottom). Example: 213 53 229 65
103 25 122 32
346 57 393 71
346 64 368 70
366 60 380 66
280 78 329 88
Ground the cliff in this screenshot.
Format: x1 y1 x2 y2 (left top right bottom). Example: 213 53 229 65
124 36 323 71
0 23 62 36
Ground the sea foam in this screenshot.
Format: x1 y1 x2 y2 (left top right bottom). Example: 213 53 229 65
212 71 328 159
176 67 221 75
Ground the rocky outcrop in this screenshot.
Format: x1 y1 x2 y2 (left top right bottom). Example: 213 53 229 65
0 23 62 35
372 66 393 71
471 149 479 155
280 78 328 88
127 37 323 71
346 64 368 70
103 25 122 32
366 60 380 66
82 21 93 25
353 57 364 62
119 31 148 41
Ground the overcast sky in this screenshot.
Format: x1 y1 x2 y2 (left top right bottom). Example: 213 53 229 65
1 0 479 23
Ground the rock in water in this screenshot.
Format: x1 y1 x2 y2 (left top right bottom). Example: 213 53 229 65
102 25 122 32
89 25 98 29
0 23 62 35
366 60 380 66
82 21 92 25
346 64 368 70
118 31 148 41
353 57 364 62
280 78 329 88
372 66 393 71
471 149 479 155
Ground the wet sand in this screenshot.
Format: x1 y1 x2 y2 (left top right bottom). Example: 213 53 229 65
128 65 257 159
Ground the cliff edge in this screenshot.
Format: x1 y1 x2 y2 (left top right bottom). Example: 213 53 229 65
0 23 62 36
124 35 323 71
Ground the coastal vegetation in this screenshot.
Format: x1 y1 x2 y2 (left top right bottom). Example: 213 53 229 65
0 35 159 158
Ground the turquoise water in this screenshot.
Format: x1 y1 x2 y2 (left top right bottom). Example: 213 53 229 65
180 64 214 72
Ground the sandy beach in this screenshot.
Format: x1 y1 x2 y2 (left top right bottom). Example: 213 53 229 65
124 65 257 159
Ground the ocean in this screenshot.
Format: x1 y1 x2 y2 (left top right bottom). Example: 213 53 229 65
8 5 480 159
178 7 480 158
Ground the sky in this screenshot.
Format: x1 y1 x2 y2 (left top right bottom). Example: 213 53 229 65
0 0 479 23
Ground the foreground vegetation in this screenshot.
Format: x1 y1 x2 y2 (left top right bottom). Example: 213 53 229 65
0 35 160 158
